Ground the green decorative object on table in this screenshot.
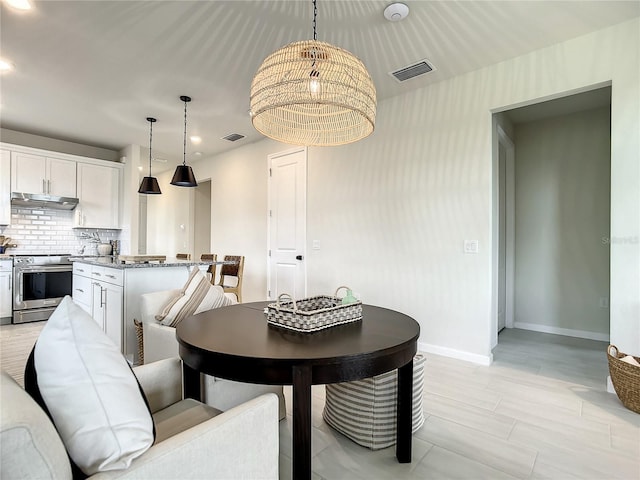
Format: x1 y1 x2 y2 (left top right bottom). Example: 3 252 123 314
340 287 358 305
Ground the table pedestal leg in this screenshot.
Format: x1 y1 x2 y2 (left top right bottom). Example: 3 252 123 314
292 365 312 480
396 358 413 463
182 362 201 401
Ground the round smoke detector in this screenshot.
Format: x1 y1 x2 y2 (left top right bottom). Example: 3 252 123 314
383 2 409 22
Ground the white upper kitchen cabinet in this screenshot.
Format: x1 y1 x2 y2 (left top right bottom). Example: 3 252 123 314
0 150 10 225
75 162 121 229
10 151 77 198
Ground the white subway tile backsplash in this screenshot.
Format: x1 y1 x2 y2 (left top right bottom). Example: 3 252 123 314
0 206 121 255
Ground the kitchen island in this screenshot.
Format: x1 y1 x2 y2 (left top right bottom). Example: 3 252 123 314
71 256 216 364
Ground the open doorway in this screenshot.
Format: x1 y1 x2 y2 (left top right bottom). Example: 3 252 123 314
194 180 211 260
493 86 612 349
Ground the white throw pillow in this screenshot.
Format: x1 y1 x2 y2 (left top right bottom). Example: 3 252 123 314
33 296 154 476
156 267 234 327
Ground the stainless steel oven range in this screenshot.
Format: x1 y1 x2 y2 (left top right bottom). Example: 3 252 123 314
13 254 72 324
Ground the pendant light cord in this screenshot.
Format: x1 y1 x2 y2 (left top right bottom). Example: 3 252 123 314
148 119 153 176
182 99 188 167
312 0 317 41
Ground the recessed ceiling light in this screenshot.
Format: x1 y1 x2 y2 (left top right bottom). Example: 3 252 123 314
137 166 143 171
5 0 32 11
190 135 202 144
194 151 203 156
0 59 14 72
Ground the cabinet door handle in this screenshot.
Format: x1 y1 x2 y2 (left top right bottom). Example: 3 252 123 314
75 288 84 293
47 179 51 194
42 179 46 194
106 274 116 279
92 272 101 276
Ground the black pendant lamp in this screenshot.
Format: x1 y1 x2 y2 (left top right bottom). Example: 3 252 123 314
138 117 162 194
170 95 198 187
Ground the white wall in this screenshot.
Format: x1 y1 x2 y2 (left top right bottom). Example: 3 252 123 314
193 180 211 260
146 139 280 302
146 171 194 259
145 18 640 362
514 107 611 338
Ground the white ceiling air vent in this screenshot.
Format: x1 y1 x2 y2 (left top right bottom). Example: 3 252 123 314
389 59 435 83
222 133 245 142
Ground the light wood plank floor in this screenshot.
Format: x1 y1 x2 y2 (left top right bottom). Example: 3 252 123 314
2 324 638 479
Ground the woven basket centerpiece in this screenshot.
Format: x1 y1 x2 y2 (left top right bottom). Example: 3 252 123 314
265 287 362 332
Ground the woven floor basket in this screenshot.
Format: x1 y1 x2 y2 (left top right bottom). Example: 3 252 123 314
134 318 144 365
265 288 362 332
607 345 640 414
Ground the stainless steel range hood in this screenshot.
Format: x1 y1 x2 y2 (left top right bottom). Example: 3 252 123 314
11 192 79 210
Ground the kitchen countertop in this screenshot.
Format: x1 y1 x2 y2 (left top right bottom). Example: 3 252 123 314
69 256 213 269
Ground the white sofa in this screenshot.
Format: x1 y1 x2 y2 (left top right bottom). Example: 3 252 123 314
0 358 279 479
140 289 286 419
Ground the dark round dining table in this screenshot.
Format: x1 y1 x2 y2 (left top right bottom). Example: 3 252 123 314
176 301 420 480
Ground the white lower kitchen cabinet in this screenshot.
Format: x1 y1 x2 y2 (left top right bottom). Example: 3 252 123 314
90 266 124 350
92 278 123 349
0 259 13 323
72 260 207 364
74 263 124 351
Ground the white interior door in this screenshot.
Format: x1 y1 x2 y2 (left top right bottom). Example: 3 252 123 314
268 148 307 300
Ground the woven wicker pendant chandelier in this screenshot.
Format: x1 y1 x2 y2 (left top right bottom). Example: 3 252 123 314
250 0 376 146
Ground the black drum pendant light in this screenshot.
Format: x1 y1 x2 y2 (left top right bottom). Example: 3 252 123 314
170 95 198 187
138 117 162 194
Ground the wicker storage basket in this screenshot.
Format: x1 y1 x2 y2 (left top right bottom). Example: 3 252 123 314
265 287 362 332
134 318 144 365
607 344 640 414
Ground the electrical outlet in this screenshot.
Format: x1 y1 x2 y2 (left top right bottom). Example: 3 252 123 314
464 240 479 254
312 240 320 250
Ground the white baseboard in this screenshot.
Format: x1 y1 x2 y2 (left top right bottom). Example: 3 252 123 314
607 375 616 394
513 322 610 342
418 341 492 366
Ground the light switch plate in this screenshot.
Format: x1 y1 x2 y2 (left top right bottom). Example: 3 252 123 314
464 240 479 254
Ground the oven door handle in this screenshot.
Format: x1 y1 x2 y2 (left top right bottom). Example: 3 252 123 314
16 265 73 273
18 271 23 298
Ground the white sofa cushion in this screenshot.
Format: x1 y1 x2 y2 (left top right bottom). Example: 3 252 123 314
0 372 72 480
30 296 154 476
156 268 234 327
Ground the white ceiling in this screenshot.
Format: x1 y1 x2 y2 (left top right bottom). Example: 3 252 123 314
1 1 638 170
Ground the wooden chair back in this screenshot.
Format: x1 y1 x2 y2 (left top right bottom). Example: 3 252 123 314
200 253 217 284
217 255 244 302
